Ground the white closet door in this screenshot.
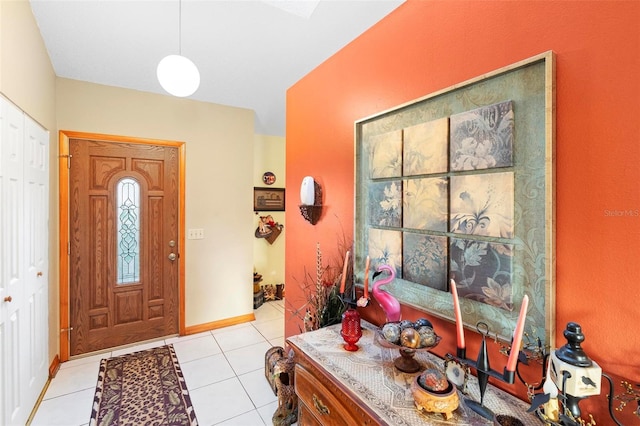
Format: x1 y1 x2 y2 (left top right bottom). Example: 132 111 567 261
0 97 26 426
22 115 49 411
0 97 49 426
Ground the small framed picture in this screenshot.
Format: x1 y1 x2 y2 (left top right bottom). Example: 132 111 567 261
254 187 285 211
444 353 469 393
262 172 276 185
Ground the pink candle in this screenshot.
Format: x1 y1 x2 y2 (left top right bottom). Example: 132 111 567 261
506 294 529 372
450 279 465 350
363 256 370 299
339 250 350 294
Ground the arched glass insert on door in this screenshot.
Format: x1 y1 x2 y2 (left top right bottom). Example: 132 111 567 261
117 178 140 284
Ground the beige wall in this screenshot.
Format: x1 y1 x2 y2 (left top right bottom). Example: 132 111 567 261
1 0 58 363
0 0 56 126
253 134 285 286
2 0 259 366
56 78 256 328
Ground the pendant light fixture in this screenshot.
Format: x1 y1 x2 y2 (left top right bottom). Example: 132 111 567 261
157 0 200 97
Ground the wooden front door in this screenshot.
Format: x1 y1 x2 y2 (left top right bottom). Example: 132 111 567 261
68 138 180 356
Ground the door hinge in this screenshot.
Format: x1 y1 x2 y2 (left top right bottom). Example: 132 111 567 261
68 242 70 255
60 154 72 169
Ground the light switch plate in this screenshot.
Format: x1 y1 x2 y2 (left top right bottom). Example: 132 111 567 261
187 229 204 239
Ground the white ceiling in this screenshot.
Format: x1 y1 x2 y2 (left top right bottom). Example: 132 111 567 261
29 0 404 136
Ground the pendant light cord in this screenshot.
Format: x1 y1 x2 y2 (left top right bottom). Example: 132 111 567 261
157 0 199 97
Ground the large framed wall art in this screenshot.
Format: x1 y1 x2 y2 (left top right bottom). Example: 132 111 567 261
354 51 556 347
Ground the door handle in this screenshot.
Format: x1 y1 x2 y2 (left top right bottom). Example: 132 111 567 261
3 296 12 303
168 253 177 261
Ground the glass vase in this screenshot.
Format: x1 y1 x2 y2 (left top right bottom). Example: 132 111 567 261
340 307 362 351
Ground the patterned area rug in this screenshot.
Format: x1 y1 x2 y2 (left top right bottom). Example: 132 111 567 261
90 344 198 426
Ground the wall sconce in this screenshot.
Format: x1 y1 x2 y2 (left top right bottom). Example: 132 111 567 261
299 176 322 225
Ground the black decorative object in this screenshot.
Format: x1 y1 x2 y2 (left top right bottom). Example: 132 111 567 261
555 322 591 367
529 321 635 426
451 322 517 420
299 205 322 225
549 322 601 420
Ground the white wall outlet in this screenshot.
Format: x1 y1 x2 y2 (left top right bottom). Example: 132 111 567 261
187 228 205 239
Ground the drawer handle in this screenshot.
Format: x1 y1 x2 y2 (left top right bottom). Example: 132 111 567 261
312 394 330 416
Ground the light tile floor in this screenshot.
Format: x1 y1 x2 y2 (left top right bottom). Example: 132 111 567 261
30 300 286 426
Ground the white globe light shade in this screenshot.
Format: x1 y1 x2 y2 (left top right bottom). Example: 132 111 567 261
157 54 200 97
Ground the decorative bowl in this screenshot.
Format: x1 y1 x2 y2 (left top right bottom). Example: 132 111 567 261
411 374 459 420
375 324 441 373
376 322 441 351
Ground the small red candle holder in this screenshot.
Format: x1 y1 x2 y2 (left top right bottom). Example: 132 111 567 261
340 307 362 351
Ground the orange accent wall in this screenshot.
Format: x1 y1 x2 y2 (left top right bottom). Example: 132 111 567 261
286 0 639 420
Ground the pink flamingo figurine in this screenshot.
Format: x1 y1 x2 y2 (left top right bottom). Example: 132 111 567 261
372 264 401 322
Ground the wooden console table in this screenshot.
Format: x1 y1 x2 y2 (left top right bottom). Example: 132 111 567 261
287 321 541 425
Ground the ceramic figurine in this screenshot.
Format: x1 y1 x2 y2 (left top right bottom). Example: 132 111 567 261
272 350 298 426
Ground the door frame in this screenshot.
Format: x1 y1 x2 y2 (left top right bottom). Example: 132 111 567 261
58 130 186 361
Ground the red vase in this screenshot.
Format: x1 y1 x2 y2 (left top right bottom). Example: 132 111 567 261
341 307 362 351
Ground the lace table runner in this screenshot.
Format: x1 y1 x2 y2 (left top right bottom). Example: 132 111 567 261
288 322 540 425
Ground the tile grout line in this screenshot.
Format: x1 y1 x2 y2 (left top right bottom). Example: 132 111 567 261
32 302 285 425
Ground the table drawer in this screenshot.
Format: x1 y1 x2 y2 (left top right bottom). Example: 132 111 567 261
297 402 323 426
295 364 361 426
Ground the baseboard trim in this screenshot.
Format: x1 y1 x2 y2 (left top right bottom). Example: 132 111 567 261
184 312 256 335
49 354 61 378
27 357 58 425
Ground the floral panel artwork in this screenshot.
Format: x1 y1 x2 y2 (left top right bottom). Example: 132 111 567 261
450 100 514 171
356 54 554 346
403 232 447 291
450 238 514 311
368 180 402 227
403 177 448 231
369 129 402 178
403 117 449 176
368 228 403 278
450 172 514 238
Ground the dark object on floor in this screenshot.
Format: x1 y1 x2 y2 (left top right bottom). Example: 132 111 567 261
275 283 284 300
253 289 264 309
272 349 297 426
265 346 285 395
